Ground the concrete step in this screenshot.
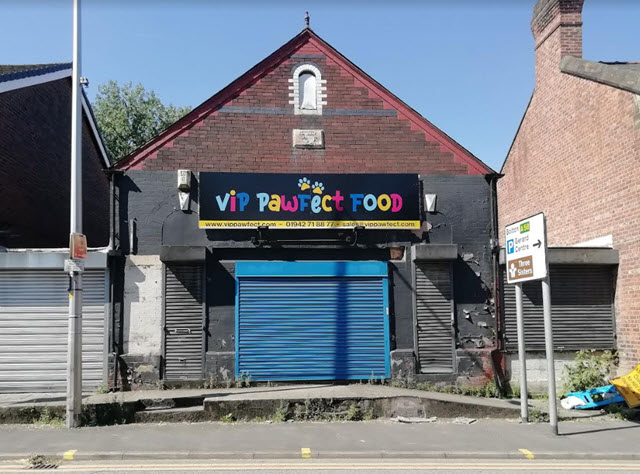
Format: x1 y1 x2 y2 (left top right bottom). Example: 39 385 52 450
8 385 612 425
135 406 208 423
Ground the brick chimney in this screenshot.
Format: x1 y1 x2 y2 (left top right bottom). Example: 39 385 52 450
531 0 584 83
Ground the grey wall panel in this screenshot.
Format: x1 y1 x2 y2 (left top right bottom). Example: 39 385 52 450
0 269 106 393
503 265 615 351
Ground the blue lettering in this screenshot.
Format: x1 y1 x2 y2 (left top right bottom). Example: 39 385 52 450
216 193 230 211
363 194 377 211
311 195 322 214
351 194 364 212
256 193 270 212
299 194 311 212
237 192 250 212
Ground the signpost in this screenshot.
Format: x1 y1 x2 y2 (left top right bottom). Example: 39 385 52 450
505 213 558 435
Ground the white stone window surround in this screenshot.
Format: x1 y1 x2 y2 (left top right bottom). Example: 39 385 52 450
288 63 327 115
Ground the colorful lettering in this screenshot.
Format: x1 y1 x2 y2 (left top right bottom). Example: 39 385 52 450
256 193 270 212
268 194 281 212
351 194 364 212
391 194 402 212
321 195 332 212
281 195 299 212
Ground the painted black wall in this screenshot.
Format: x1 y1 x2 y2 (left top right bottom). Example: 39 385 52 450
114 171 497 382
421 176 497 352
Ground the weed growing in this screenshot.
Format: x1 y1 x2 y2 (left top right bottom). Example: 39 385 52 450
562 350 616 392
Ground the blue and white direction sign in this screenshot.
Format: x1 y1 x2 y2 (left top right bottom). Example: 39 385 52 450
505 212 548 284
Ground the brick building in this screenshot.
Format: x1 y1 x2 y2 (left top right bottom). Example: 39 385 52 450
498 0 640 379
0 64 111 393
110 27 502 389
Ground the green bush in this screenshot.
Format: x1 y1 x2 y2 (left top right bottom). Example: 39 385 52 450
563 350 616 392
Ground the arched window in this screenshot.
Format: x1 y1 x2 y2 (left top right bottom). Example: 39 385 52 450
299 72 317 110
289 64 325 115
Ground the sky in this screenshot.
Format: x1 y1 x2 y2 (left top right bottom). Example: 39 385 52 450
1 1 638 171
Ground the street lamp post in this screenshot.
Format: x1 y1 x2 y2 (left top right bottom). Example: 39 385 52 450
66 0 83 429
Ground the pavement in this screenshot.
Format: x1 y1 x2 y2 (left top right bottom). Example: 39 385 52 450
0 418 638 462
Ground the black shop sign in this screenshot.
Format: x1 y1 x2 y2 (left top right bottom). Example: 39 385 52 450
199 173 420 229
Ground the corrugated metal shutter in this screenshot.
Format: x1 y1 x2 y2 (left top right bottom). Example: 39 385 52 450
415 262 455 373
163 264 204 381
503 265 615 351
0 269 106 393
237 269 389 381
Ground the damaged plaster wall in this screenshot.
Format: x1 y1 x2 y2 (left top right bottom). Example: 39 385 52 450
123 254 163 357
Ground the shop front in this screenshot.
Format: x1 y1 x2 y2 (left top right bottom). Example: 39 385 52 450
109 27 498 389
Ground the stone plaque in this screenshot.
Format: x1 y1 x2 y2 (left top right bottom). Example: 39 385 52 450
293 129 324 149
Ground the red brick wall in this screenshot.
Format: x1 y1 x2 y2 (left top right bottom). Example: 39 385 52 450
128 41 474 175
498 26 640 370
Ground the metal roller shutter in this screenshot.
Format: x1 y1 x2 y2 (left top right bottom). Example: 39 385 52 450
236 261 390 381
0 269 106 393
163 264 205 381
415 262 455 373
502 265 615 351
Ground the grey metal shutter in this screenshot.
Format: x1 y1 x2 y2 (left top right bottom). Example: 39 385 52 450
503 265 615 351
0 269 106 393
415 262 455 373
163 264 205 381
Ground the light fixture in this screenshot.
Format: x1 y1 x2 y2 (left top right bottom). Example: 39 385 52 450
424 194 437 213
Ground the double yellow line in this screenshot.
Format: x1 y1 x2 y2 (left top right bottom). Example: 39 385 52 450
1 460 639 472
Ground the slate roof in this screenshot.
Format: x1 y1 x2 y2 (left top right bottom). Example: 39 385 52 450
0 63 71 84
561 57 640 95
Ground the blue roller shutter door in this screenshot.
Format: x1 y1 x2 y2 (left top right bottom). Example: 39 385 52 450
236 261 390 381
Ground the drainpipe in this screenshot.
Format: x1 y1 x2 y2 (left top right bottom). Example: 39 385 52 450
487 173 505 395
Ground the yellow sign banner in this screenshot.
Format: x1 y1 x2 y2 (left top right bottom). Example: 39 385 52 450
611 364 640 408
199 220 421 229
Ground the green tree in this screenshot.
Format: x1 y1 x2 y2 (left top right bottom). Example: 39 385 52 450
93 81 191 162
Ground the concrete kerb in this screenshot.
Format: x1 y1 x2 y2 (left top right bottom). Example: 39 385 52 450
2 451 640 462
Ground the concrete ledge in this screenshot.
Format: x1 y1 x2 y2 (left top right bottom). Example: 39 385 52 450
0 250 108 269
499 247 619 265
413 244 458 261
160 246 206 263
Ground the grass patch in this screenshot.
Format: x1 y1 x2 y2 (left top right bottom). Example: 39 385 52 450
415 380 499 398
34 408 64 427
220 413 235 423
604 404 640 421
528 409 549 423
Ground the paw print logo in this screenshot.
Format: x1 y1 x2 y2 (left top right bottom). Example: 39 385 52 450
312 181 324 194
298 177 311 191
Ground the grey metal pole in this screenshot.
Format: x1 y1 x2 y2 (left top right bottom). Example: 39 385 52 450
542 276 558 435
66 0 83 429
515 283 528 422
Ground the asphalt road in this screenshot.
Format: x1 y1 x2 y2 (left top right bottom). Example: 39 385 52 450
2 459 640 473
